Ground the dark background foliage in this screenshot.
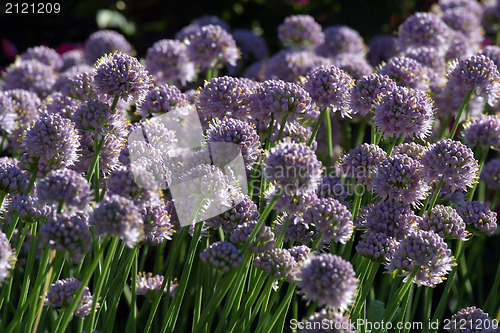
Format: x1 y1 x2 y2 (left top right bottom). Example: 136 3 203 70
0 0 435 67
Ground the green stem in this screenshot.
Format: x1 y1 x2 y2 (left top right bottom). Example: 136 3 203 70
420 178 444 216
143 229 187 333
55 236 113 333
324 107 333 170
355 120 368 147
373 266 420 333
430 240 464 332
256 283 296 333
276 112 291 142
485 254 500 313
467 147 489 201
351 261 380 320
83 237 121 333
125 249 138 333
450 90 472 139
241 190 281 254
259 114 275 213
307 107 327 147
162 222 203 332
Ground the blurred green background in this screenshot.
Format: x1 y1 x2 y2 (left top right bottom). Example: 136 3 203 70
0 0 435 66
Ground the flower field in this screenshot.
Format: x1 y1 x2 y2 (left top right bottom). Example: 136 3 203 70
2 0 500 332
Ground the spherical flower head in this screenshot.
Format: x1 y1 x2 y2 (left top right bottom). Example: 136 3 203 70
449 306 496 333
45 277 95 318
5 89 41 126
442 7 483 47
136 272 177 299
277 15 324 48
481 45 500 69
265 184 319 214
185 24 240 71
139 84 187 118
356 232 398 263
0 232 15 284
40 214 91 263
250 79 313 123
303 65 354 117
274 214 314 244
373 154 429 206
72 132 124 177
73 99 121 136
403 46 447 88
8 195 51 224
421 205 468 240
232 29 269 62
264 139 322 195
19 113 80 177
84 30 132 64
145 39 195 85
301 308 355 333
206 117 260 170
445 30 473 61
397 12 451 52
61 49 86 71
196 76 255 121
316 25 366 58
59 70 95 101
230 220 275 253
364 201 419 239
43 92 83 119
297 253 358 309
367 34 399 67
289 245 311 264
176 15 230 41
106 164 158 206
481 158 500 190
302 197 353 243
338 143 387 189
437 0 484 16
350 73 397 116
0 160 28 195
1 59 56 98
316 174 349 203
205 194 257 233
37 168 90 211
140 203 175 245
456 200 498 236
200 241 244 274
392 142 426 160
462 115 500 149
446 54 500 106
253 248 297 281
387 230 454 287
93 52 152 104
377 56 430 92
89 194 144 248
263 49 331 83
421 139 479 193
20 45 63 70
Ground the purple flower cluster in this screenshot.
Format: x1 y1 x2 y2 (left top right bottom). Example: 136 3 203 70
387 230 454 287
373 154 429 206
185 24 239 70
302 197 353 243
0 232 15 284
297 253 358 309
145 39 195 85
277 15 324 48
350 73 397 116
200 241 243 273
421 205 468 240
253 248 297 280
45 277 95 318
303 65 354 117
264 139 322 195
373 86 435 140
456 200 498 236
40 214 92 263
